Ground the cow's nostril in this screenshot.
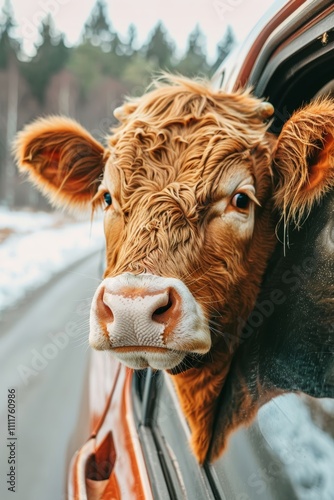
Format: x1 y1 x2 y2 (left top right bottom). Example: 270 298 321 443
102 300 114 323
152 289 178 324
153 299 173 318
96 288 114 323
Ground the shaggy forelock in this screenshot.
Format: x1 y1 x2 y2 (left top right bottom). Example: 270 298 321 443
108 75 270 207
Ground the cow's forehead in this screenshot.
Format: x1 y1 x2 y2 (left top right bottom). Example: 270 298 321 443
105 124 262 193
103 82 271 206
108 82 269 165
103 143 257 207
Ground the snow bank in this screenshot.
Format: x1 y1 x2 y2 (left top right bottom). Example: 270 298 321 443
0 208 104 314
0 207 58 234
258 394 334 500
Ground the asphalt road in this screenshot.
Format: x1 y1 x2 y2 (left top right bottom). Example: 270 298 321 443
0 253 102 500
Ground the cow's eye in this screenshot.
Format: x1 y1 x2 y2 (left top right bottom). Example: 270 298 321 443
232 192 250 210
103 192 112 206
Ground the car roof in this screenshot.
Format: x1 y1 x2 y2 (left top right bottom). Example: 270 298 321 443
212 0 332 92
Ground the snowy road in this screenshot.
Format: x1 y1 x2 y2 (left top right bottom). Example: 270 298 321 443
0 253 101 500
0 208 105 314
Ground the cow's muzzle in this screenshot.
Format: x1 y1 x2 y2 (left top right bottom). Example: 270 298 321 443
89 273 211 370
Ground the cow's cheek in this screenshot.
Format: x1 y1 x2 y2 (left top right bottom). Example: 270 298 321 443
202 218 247 293
205 217 249 264
103 213 125 277
196 218 253 324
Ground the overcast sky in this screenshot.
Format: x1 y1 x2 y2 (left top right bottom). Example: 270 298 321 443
1 0 279 59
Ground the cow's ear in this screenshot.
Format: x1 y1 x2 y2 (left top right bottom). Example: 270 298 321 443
113 102 138 123
14 116 107 209
273 98 334 226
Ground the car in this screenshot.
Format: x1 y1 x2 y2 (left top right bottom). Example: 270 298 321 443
68 1 334 498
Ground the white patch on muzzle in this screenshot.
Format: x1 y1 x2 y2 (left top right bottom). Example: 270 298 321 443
89 273 211 370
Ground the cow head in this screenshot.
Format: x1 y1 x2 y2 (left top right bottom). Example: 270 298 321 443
208 98 334 462
15 77 275 370
14 77 334 463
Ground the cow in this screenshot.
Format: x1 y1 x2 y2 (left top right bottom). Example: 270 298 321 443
14 76 334 463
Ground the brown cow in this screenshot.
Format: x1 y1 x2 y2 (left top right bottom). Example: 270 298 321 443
14 76 334 463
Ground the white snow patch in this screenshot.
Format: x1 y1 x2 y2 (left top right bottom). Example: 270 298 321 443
0 208 105 314
0 206 59 233
258 394 334 500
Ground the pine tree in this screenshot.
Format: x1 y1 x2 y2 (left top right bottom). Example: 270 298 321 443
83 0 113 50
121 53 156 93
176 25 209 77
21 16 70 104
211 25 235 74
0 0 20 204
71 0 128 87
145 22 175 70
126 24 137 55
0 0 19 68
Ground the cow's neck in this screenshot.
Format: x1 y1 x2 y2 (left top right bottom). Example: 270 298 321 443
169 337 234 464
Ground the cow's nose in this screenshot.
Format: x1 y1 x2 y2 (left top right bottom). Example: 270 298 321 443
95 284 181 346
90 273 211 357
